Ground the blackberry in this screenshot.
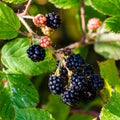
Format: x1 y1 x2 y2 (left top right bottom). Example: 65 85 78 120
80 90 96 102
27 44 45 62
83 64 94 77
59 66 68 76
88 74 104 91
61 87 81 106
70 72 87 90
45 12 61 29
66 54 85 71
48 75 66 95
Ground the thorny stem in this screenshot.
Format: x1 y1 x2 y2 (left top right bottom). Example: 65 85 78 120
20 0 33 16
80 0 86 44
70 109 99 119
22 15 34 19
17 14 35 35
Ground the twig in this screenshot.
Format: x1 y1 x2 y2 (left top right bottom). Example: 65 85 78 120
22 15 34 19
64 38 120 50
20 0 33 16
70 109 99 119
17 14 35 34
80 0 86 44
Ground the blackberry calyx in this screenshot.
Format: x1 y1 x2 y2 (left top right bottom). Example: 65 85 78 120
48 75 66 95
66 54 85 71
45 12 61 29
27 44 45 62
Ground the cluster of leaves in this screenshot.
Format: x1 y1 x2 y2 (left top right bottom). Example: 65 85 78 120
0 0 120 120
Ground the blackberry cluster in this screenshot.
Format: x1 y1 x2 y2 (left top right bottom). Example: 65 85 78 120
48 53 104 106
45 12 61 29
27 44 45 62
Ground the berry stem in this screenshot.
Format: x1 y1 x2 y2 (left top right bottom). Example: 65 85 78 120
80 0 86 44
70 109 99 119
17 14 35 34
22 15 34 19
20 0 32 16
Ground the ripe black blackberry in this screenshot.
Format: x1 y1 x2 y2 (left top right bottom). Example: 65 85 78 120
27 44 45 62
80 89 96 102
59 66 68 76
61 87 81 106
48 75 66 95
83 64 94 77
66 54 85 71
88 74 104 91
45 12 61 29
70 72 87 90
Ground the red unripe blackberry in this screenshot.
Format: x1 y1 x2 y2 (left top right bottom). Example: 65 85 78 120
48 75 66 95
33 14 46 27
45 12 61 29
88 74 104 91
66 54 85 71
61 87 81 106
40 36 51 48
87 18 102 31
27 44 45 62
70 72 87 91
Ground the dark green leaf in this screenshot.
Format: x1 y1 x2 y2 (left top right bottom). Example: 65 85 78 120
44 94 70 120
48 0 81 9
3 0 27 4
15 108 55 120
0 74 39 120
1 38 56 76
100 92 120 120
104 17 120 33
0 1 21 39
91 0 120 16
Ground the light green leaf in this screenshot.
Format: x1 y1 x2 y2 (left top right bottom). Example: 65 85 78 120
1 38 56 76
0 74 39 120
48 0 81 9
68 114 93 120
15 108 55 120
91 0 120 16
94 29 120 60
3 0 27 4
98 60 120 93
0 1 21 39
100 92 120 120
104 17 120 33
44 94 70 120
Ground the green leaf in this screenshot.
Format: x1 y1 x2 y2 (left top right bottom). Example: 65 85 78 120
94 29 120 60
48 0 81 9
68 114 93 120
3 0 27 4
0 74 39 120
104 17 120 33
0 2 21 39
100 92 120 120
44 94 70 120
91 0 120 16
74 45 89 58
98 60 120 92
1 38 56 76
15 108 55 120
